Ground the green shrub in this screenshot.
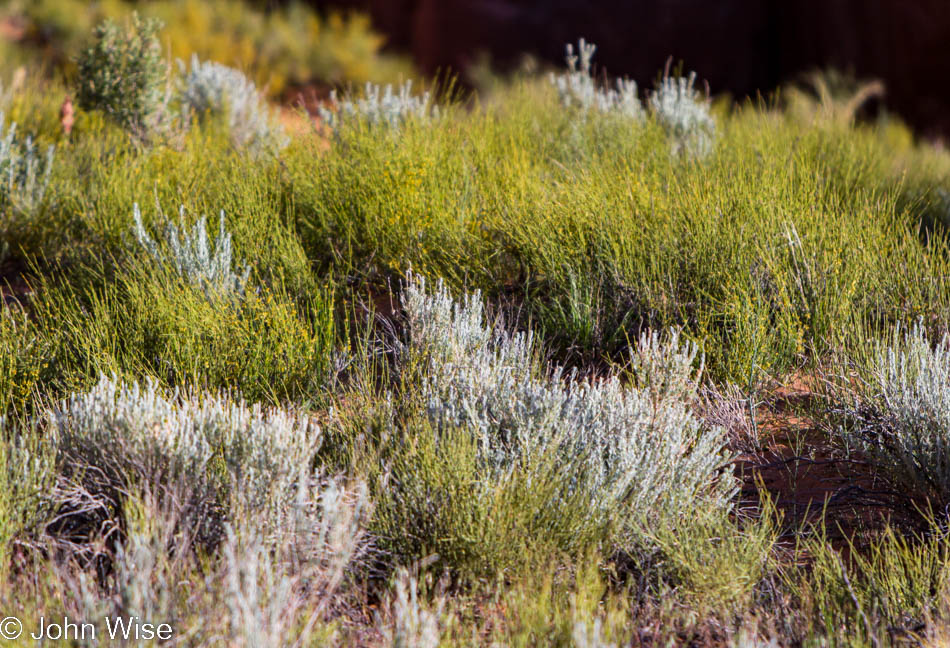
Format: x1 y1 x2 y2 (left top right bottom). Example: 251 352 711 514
291 81 950 382
785 522 950 643
371 421 613 579
76 13 169 138
365 277 735 581
402 276 735 526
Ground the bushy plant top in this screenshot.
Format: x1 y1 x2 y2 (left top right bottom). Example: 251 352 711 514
319 80 437 135
76 13 170 138
403 275 736 526
133 202 251 300
179 54 287 152
649 70 716 157
549 38 644 120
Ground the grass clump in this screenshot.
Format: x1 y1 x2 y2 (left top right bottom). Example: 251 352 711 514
0 304 52 416
371 420 609 579
782 520 950 643
28 266 338 405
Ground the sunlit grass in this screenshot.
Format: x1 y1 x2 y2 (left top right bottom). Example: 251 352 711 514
1 39 950 645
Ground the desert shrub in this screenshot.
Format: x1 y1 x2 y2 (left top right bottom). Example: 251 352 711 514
549 39 643 120
46 374 323 550
76 13 170 138
642 501 778 611
133 201 251 300
371 419 614 578
371 276 735 577
292 84 950 384
178 55 287 152
0 112 55 217
784 522 950 642
846 322 950 504
47 472 370 646
648 71 716 157
403 276 735 524
318 81 437 134
220 480 371 646
0 305 52 416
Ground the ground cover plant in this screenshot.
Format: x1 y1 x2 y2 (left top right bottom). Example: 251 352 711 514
4 5 950 645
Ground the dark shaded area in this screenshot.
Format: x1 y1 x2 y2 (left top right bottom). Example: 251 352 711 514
308 0 950 138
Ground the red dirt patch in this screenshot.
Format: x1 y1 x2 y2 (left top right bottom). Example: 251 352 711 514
736 376 921 554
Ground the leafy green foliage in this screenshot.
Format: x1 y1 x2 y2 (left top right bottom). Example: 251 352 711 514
76 13 169 137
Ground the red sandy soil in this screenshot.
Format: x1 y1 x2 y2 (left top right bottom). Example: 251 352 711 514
736 375 922 556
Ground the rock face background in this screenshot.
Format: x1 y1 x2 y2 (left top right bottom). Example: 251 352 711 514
312 0 950 138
